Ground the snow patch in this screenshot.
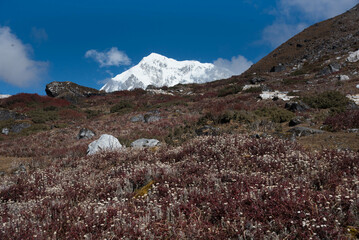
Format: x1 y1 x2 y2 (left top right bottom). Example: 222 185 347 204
260 91 296 101
0 94 11 99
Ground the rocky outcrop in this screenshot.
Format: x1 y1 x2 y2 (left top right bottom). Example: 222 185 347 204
285 101 310 112
288 127 324 137
0 110 26 121
11 123 31 133
45 81 103 103
87 134 122 155
130 138 160 148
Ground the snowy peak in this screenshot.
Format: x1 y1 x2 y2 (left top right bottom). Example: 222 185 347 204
101 53 233 92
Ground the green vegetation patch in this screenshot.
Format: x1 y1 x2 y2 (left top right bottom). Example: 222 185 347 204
217 85 242 97
255 107 294 123
110 101 134 114
302 91 349 111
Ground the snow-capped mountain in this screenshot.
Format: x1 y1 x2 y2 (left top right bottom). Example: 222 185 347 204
0 94 11 99
101 53 233 92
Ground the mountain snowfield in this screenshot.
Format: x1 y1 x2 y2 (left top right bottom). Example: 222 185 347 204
0 94 11 99
101 53 234 92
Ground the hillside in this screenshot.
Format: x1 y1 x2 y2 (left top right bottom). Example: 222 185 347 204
0 4 359 239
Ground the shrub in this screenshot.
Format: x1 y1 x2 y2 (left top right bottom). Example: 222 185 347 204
29 110 58 123
302 91 349 110
255 107 295 123
59 109 85 120
324 110 359 131
217 85 242 97
110 101 134 113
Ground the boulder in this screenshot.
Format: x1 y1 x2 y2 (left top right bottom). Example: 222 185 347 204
77 128 96 140
289 116 304 127
270 64 286 73
1 128 9 135
319 63 341 76
288 127 324 137
285 101 310 112
195 125 219 136
87 134 122 155
11 123 31 133
339 75 350 81
130 138 160 148
250 77 266 84
347 50 359 63
45 81 103 103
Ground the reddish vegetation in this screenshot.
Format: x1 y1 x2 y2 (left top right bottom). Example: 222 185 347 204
324 110 359 131
0 135 358 239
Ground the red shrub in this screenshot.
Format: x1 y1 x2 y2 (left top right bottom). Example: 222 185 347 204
324 110 359 131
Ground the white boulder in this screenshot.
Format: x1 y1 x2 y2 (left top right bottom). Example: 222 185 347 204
347 50 359 63
87 134 122 155
339 75 350 81
347 94 359 105
131 138 160 148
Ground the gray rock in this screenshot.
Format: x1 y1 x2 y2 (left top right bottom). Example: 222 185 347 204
289 116 304 127
270 64 286 73
1 128 9 135
319 63 341 76
0 110 26 121
130 138 160 148
195 125 219 136
288 127 324 137
87 134 123 155
250 77 266 84
11 123 31 133
144 115 161 123
77 128 96 140
347 129 359 133
130 114 145 123
285 101 310 112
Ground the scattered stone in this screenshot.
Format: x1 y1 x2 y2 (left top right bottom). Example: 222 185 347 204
77 128 96 140
288 127 324 137
11 123 31 133
1 128 9 135
285 101 310 112
347 94 359 105
130 114 145 123
250 77 266 84
87 134 122 155
195 125 219 136
347 50 359 63
339 75 350 81
130 138 160 148
289 116 304 127
270 64 286 73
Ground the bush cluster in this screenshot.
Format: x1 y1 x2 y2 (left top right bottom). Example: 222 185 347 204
217 85 242 97
302 91 349 110
110 101 135 114
255 107 295 123
324 110 359 131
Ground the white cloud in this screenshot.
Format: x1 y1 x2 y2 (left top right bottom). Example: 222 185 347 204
0 26 48 87
262 0 358 48
262 22 307 48
85 47 131 67
31 27 48 43
213 55 253 75
280 0 358 21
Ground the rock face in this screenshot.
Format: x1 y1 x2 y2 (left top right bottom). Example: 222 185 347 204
0 110 26 121
87 134 122 155
288 127 324 137
77 128 96 140
45 81 102 103
11 123 31 133
131 138 160 148
285 101 310 112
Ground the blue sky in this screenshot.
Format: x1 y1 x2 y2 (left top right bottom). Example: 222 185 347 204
0 0 357 95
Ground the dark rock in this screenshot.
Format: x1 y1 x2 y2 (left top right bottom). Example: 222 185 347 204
0 171 5 177
288 127 324 137
195 125 219 136
285 101 310 112
250 77 266 84
270 64 286 73
77 128 96 140
289 116 304 127
45 81 103 103
1 128 9 135
130 114 145 123
11 123 31 133
0 110 26 121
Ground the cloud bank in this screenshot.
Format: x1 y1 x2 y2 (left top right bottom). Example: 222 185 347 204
262 0 358 48
213 55 253 75
0 26 48 87
85 47 131 67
